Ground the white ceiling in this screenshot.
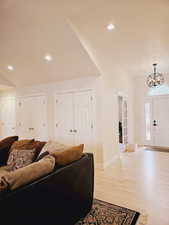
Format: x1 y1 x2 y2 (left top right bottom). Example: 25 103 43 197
0 0 100 87
0 0 169 88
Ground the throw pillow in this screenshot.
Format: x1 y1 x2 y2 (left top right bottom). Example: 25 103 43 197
51 144 84 166
7 149 37 170
0 136 19 165
10 139 35 152
38 140 67 157
0 136 19 149
0 155 55 190
13 140 47 159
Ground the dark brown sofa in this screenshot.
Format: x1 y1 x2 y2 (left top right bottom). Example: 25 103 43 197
0 152 94 225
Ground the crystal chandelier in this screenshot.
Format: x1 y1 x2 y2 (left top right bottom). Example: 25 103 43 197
146 63 164 88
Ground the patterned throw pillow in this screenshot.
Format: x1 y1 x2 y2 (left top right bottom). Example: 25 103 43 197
7 149 37 171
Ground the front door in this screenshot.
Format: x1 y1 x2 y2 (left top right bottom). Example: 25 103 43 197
152 96 169 147
144 96 169 147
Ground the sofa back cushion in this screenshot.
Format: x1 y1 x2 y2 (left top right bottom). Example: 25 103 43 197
7 149 37 170
51 144 84 166
0 136 19 165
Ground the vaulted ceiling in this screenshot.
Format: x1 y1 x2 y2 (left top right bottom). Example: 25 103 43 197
0 0 169 88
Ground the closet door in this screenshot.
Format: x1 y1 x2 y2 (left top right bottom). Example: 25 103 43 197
74 91 93 151
55 94 74 145
55 91 94 150
0 97 16 138
17 97 35 139
32 96 48 141
17 96 47 140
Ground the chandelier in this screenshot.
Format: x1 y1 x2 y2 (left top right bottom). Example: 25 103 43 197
146 63 164 88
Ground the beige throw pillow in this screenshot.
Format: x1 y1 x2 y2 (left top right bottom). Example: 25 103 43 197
0 155 55 191
39 140 67 156
51 144 84 166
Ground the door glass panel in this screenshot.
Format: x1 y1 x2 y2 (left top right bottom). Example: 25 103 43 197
145 103 151 141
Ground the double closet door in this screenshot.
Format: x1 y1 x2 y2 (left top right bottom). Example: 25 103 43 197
17 95 48 141
55 91 94 151
0 97 16 138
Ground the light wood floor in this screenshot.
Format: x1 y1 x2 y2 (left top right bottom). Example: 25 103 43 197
94 147 169 225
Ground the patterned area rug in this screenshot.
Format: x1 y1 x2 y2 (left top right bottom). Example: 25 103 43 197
76 199 140 225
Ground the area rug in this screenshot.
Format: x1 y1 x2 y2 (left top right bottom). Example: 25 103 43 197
76 199 140 225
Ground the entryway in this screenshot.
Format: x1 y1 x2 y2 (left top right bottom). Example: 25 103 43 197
145 95 169 147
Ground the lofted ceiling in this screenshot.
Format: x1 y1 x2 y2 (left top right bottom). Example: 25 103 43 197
0 0 169 88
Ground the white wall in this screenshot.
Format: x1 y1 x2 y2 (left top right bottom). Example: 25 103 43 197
0 77 104 165
0 75 135 169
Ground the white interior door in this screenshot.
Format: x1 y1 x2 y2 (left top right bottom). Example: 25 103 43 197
17 97 35 139
17 95 47 140
0 97 16 138
55 94 75 145
152 96 169 147
32 96 48 141
74 91 93 151
55 91 94 150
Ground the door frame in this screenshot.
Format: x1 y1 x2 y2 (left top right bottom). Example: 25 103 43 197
117 92 128 151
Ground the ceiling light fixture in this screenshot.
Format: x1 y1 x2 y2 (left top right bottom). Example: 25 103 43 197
146 63 165 88
44 54 53 61
7 65 14 71
107 23 115 31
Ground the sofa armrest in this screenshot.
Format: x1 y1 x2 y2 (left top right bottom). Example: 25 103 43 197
0 153 94 225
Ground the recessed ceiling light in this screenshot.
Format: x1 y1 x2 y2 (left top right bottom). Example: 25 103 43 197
107 23 115 31
44 54 53 61
7 65 14 71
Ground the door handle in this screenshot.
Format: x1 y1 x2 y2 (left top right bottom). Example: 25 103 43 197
153 120 157 126
73 129 77 133
69 129 73 132
29 128 34 130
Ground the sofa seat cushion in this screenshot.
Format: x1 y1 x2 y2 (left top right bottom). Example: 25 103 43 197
7 149 37 170
0 155 55 191
51 144 84 166
0 136 19 165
